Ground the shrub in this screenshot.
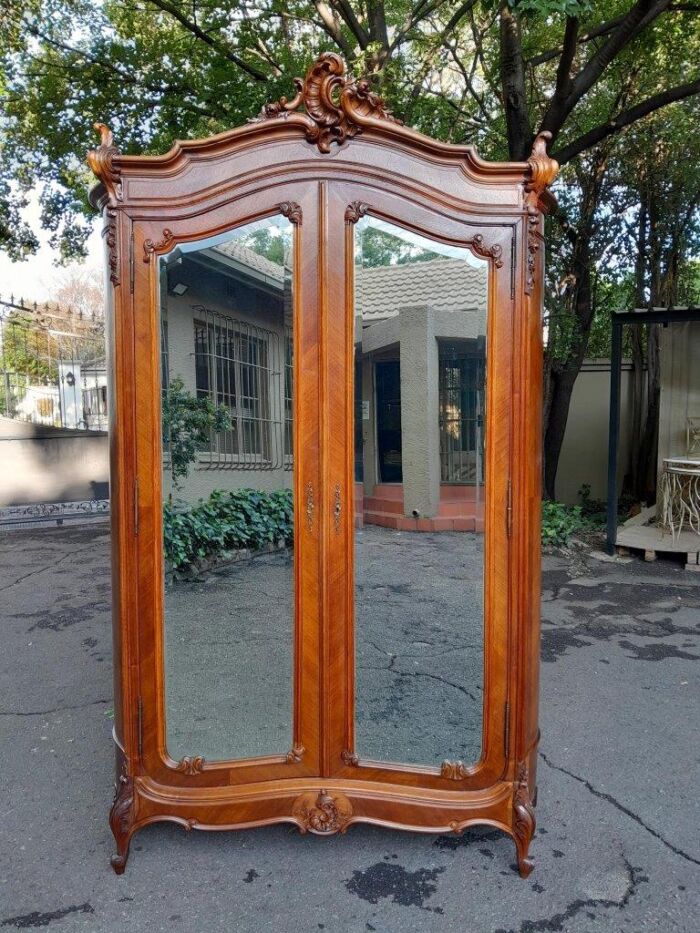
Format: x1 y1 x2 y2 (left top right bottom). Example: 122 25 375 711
164 488 293 571
162 377 231 486
541 500 589 548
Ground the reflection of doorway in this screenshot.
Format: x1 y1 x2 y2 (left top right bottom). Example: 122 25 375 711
376 360 402 482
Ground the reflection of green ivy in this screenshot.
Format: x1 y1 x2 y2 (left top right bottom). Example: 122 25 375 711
164 488 293 571
1 316 56 381
162 377 231 486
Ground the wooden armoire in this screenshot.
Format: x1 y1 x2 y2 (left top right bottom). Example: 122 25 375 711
88 53 557 876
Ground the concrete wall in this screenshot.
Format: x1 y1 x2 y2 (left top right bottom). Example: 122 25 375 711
0 416 109 507
658 321 700 470
555 359 634 505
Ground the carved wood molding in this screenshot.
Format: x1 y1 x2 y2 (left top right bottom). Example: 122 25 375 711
525 211 541 296
470 233 503 269
525 131 559 204
345 201 369 225
440 759 469 780
174 756 205 775
143 228 175 262
341 749 359 766
103 208 119 287
253 53 402 153
87 123 122 204
285 745 305 764
292 789 353 834
109 764 135 874
278 201 302 225
512 761 536 878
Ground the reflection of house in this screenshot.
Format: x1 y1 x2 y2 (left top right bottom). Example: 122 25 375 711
163 240 488 531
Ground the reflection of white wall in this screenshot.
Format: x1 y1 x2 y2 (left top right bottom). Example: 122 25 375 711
658 322 700 469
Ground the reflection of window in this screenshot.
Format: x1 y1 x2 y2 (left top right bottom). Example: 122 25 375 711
284 327 293 463
439 341 486 485
193 311 277 464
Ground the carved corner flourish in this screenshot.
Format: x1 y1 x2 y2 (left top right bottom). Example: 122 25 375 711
286 745 305 764
253 53 402 153
292 789 353 835
143 228 175 262
440 759 469 781
345 201 369 225
174 755 205 775
278 201 302 225
87 122 122 203
512 761 536 878
341 749 359 766
109 764 135 874
471 233 504 269
103 208 119 287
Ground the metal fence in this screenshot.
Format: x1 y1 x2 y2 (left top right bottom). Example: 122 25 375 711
0 296 107 431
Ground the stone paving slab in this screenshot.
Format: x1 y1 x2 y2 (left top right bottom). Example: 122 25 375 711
0 525 698 932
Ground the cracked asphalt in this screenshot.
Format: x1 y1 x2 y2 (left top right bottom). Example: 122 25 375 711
1 524 699 932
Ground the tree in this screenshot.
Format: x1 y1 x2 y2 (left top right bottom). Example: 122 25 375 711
1 1 699 496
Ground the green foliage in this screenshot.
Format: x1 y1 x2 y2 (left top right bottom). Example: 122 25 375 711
541 499 590 548
163 488 294 571
356 226 442 268
162 377 231 486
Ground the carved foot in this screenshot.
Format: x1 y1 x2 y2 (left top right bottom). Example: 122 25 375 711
512 761 536 878
109 769 135 875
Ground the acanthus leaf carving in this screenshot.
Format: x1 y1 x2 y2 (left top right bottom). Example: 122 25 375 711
104 207 119 287
285 745 305 764
512 761 536 878
278 201 303 225
143 228 175 262
292 789 353 835
525 131 559 203
440 759 469 781
174 755 205 775
253 53 402 153
345 201 369 225
341 749 359 766
109 763 135 874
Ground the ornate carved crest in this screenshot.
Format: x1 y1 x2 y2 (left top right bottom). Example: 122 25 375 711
87 123 122 203
143 228 175 262
440 759 470 781
292 789 353 834
253 53 402 153
174 755 205 775
512 761 536 877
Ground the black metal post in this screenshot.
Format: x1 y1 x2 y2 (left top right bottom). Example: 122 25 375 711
606 320 623 554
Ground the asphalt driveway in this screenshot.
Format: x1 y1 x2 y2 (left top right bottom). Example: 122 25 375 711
0 524 698 932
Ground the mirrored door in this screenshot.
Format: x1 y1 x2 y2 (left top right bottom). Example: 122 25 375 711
350 216 489 773
158 215 297 764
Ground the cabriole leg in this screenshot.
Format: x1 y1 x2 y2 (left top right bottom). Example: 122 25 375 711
512 761 536 878
109 770 135 875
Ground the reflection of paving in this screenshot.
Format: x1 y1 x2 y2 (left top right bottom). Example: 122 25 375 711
164 526 483 767
355 526 483 766
165 550 294 761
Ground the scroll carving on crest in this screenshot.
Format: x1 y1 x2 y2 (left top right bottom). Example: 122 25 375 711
292 789 353 835
278 201 303 225
253 53 402 153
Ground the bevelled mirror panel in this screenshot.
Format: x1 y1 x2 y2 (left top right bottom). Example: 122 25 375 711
353 218 487 769
159 216 295 763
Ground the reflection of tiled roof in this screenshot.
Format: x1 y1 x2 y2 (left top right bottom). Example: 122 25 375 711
356 258 487 319
213 241 286 284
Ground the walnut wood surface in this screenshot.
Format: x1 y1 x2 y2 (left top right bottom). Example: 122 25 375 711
88 53 557 877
